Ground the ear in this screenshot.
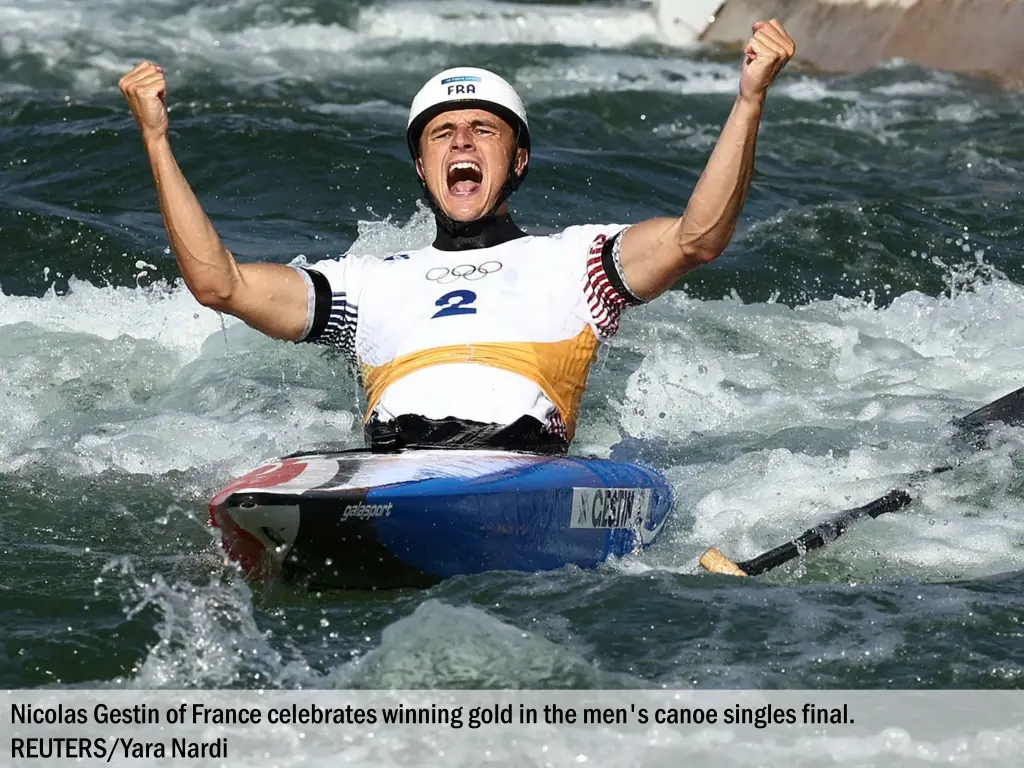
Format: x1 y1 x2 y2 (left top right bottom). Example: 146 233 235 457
514 147 529 178
415 156 425 182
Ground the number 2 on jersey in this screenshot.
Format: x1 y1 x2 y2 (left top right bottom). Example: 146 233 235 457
432 289 477 319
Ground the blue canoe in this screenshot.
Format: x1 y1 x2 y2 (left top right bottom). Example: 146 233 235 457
209 448 674 589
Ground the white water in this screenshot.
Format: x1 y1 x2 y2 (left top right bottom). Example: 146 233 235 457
0 0 689 93
4 204 1024 586
5 1 1024 751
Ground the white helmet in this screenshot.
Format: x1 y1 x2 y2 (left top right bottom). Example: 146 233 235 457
406 67 530 161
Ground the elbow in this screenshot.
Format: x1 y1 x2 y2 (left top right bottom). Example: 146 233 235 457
192 284 237 313
178 247 243 313
679 242 723 267
675 223 731 268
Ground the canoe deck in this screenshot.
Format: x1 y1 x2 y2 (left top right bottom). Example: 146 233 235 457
208 448 674 589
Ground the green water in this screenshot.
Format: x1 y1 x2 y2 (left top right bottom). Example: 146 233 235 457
2 0 1024 695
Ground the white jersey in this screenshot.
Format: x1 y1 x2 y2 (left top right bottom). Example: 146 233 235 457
295 223 644 441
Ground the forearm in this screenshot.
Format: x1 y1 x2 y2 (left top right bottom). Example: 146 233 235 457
677 95 763 261
615 21 793 301
145 136 240 306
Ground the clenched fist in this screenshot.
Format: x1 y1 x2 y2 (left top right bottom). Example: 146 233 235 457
739 20 796 104
119 62 169 142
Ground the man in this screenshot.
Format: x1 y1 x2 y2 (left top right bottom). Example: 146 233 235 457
119 21 795 454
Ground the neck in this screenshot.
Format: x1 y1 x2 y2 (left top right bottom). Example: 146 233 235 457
432 211 527 251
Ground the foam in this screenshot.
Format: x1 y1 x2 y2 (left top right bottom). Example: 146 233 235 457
0 0 689 94
0 277 225 357
517 53 739 102
607 274 1024 581
5 204 1024 582
335 599 634 688
0 277 359 477
355 0 662 49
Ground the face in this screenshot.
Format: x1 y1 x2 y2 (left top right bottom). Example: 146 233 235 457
416 108 528 222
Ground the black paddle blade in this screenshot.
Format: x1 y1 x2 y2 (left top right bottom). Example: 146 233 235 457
952 385 1024 452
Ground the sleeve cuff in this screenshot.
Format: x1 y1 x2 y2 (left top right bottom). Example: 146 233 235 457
602 226 646 307
294 267 331 343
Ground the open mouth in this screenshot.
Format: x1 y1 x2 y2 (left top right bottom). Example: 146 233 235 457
446 160 483 197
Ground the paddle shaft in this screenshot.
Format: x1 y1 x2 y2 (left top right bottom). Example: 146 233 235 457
700 384 1024 578
734 464 959 576
733 489 912 576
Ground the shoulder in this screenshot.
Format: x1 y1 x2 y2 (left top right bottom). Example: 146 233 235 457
374 241 438 265
536 224 630 254
379 250 417 263
557 223 629 238
302 244 433 281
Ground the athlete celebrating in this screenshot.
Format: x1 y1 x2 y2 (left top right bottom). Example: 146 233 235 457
119 21 795 453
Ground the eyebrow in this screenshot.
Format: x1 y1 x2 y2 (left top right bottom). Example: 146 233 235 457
428 118 502 137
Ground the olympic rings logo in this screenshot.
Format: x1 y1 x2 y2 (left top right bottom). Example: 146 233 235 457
425 261 503 284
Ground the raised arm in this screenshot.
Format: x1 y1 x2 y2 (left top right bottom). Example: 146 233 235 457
617 20 796 301
119 62 310 341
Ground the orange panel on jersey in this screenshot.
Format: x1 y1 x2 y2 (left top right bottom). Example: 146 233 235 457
361 328 600 439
